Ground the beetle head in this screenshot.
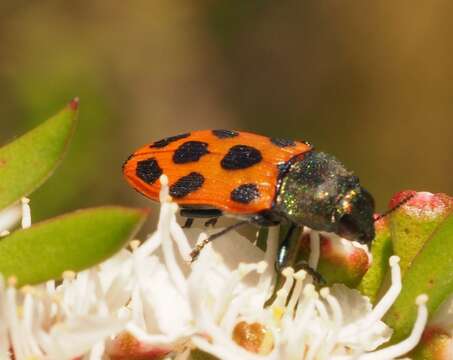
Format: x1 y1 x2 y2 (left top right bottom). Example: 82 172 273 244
335 187 375 244
276 151 375 244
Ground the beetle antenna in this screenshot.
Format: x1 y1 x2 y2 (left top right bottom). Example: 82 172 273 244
374 193 415 222
190 220 250 262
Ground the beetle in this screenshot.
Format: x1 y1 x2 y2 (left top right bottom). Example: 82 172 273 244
122 129 375 271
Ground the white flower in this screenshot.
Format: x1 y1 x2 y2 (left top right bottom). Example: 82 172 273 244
110 176 429 360
0 197 31 237
0 272 127 360
0 198 125 360
0 177 431 359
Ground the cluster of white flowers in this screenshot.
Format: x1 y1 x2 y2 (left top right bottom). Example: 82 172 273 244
0 177 430 360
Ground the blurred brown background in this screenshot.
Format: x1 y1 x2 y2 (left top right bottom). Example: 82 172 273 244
1 1 452 223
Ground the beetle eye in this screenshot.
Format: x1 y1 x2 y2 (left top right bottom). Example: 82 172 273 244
338 214 359 241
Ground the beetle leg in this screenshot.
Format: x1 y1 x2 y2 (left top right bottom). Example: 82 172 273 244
182 218 194 228
294 260 326 285
180 208 221 229
274 226 325 284
204 218 218 227
275 223 301 272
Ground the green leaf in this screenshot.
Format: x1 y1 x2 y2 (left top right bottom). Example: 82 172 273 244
384 212 453 343
390 209 449 275
0 99 79 210
0 206 147 286
358 221 393 303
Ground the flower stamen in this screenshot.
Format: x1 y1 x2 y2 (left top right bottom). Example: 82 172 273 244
358 295 429 360
308 231 320 269
21 197 31 229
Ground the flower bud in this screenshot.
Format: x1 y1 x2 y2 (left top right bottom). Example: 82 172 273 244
389 191 453 274
106 332 172 360
410 326 452 360
298 232 370 287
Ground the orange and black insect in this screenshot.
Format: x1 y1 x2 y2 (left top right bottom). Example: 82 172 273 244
123 130 375 269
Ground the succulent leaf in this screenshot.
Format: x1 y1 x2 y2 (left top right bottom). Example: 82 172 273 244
358 217 393 303
0 206 147 286
384 211 453 343
0 99 79 210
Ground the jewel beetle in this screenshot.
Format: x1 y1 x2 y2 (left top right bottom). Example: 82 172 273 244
122 129 375 269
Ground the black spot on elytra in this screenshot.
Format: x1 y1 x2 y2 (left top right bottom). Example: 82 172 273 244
221 145 262 170
150 133 190 148
230 184 260 204
136 158 162 184
212 129 239 139
270 137 296 147
170 172 205 198
173 141 209 164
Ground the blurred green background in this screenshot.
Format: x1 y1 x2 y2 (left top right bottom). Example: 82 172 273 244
1 1 452 224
